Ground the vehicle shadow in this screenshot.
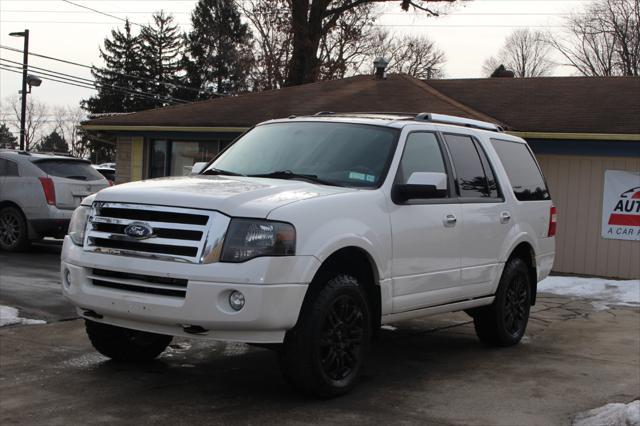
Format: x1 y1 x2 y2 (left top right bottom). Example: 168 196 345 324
75 322 516 424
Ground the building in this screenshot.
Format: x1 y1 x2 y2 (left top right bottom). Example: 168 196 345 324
82 74 640 279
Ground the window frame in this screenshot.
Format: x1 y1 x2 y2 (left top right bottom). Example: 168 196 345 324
441 131 505 204
391 130 457 205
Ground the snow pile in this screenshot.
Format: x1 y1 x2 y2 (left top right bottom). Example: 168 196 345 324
539 276 640 310
0 305 46 327
573 400 640 426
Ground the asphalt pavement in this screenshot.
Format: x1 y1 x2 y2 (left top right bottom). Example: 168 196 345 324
0 246 639 425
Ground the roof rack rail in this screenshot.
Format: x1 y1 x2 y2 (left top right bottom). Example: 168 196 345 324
415 113 503 132
314 111 335 116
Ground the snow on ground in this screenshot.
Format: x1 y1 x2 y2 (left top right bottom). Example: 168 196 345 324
573 400 640 426
539 276 640 310
0 305 46 327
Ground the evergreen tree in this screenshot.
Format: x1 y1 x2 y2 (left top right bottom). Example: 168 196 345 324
0 123 18 149
37 130 68 153
182 0 253 98
83 20 147 114
140 11 183 108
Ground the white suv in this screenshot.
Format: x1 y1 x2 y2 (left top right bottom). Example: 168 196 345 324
61 113 555 397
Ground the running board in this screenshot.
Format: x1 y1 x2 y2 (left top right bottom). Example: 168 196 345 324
381 296 494 324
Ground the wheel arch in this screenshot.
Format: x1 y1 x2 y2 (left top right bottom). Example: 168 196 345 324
506 241 538 305
301 246 382 332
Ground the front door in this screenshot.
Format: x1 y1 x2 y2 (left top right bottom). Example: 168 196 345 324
389 131 462 313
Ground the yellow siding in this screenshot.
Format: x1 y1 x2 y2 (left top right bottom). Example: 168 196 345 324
537 154 640 279
130 136 144 182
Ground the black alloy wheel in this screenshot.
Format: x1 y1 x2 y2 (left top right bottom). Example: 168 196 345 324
320 294 365 381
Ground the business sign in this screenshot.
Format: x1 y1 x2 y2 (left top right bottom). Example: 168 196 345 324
601 170 640 241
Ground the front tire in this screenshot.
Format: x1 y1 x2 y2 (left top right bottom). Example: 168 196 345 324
473 258 531 347
85 320 172 362
279 274 371 397
0 206 29 252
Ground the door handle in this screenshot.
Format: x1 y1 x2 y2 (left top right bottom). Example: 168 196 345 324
444 214 457 227
500 211 511 224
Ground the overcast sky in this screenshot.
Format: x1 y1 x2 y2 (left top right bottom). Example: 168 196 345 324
0 0 584 118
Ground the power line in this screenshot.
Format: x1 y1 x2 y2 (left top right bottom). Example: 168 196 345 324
60 0 142 26
0 64 188 105
0 45 205 94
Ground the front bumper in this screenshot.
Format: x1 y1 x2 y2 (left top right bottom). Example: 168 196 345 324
61 237 319 343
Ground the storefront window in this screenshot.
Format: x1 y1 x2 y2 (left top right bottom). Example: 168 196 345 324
148 138 236 178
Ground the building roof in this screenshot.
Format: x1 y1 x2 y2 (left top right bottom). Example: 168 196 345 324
428 76 640 134
84 74 640 135
82 74 502 129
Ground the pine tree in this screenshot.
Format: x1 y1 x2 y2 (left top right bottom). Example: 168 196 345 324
182 0 253 98
37 130 68 153
0 123 18 149
83 20 147 114
140 11 183 108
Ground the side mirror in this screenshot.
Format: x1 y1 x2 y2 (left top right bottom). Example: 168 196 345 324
190 162 208 175
392 172 448 202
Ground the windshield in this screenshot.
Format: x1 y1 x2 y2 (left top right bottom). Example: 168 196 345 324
206 122 399 188
34 160 104 181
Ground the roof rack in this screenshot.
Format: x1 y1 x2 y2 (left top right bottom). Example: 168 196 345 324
415 113 503 132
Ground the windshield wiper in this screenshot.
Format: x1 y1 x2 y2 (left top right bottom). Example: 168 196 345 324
248 170 342 187
201 168 245 177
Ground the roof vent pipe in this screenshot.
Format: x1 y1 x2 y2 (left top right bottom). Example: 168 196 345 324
373 57 389 79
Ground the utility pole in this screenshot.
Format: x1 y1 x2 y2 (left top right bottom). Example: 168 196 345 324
9 29 29 151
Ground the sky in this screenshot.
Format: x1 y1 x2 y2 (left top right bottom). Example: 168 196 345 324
0 0 587 118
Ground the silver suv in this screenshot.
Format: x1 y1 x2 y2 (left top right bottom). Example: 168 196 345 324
0 150 109 251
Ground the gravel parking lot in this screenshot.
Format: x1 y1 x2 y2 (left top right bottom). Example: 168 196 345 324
1 243 638 425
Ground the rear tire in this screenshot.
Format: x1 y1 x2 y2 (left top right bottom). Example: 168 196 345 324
279 274 371 397
473 258 531 347
0 206 29 252
85 320 172 362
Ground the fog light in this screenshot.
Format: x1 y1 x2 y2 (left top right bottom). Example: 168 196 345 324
64 269 71 289
229 291 245 311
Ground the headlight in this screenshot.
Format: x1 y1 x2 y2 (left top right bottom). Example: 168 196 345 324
68 205 90 246
221 219 295 263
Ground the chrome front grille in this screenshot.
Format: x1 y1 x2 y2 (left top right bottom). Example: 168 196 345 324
85 202 230 263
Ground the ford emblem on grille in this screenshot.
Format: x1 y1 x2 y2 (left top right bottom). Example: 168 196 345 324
124 222 154 239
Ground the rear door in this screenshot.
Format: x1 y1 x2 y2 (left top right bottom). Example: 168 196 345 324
32 159 108 209
442 132 513 297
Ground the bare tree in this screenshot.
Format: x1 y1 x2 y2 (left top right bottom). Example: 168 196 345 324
241 0 292 90
368 30 446 78
285 0 462 85
551 0 639 76
482 29 554 77
5 96 48 151
52 106 87 157
242 0 381 87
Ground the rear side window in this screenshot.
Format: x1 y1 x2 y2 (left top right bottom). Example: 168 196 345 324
34 160 104 181
0 158 19 176
490 139 550 201
444 134 498 199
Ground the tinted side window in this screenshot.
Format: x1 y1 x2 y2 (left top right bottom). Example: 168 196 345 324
0 158 19 176
396 132 446 184
490 139 550 201
444 134 494 198
476 143 499 198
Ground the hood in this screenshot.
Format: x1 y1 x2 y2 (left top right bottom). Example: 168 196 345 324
92 175 354 218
